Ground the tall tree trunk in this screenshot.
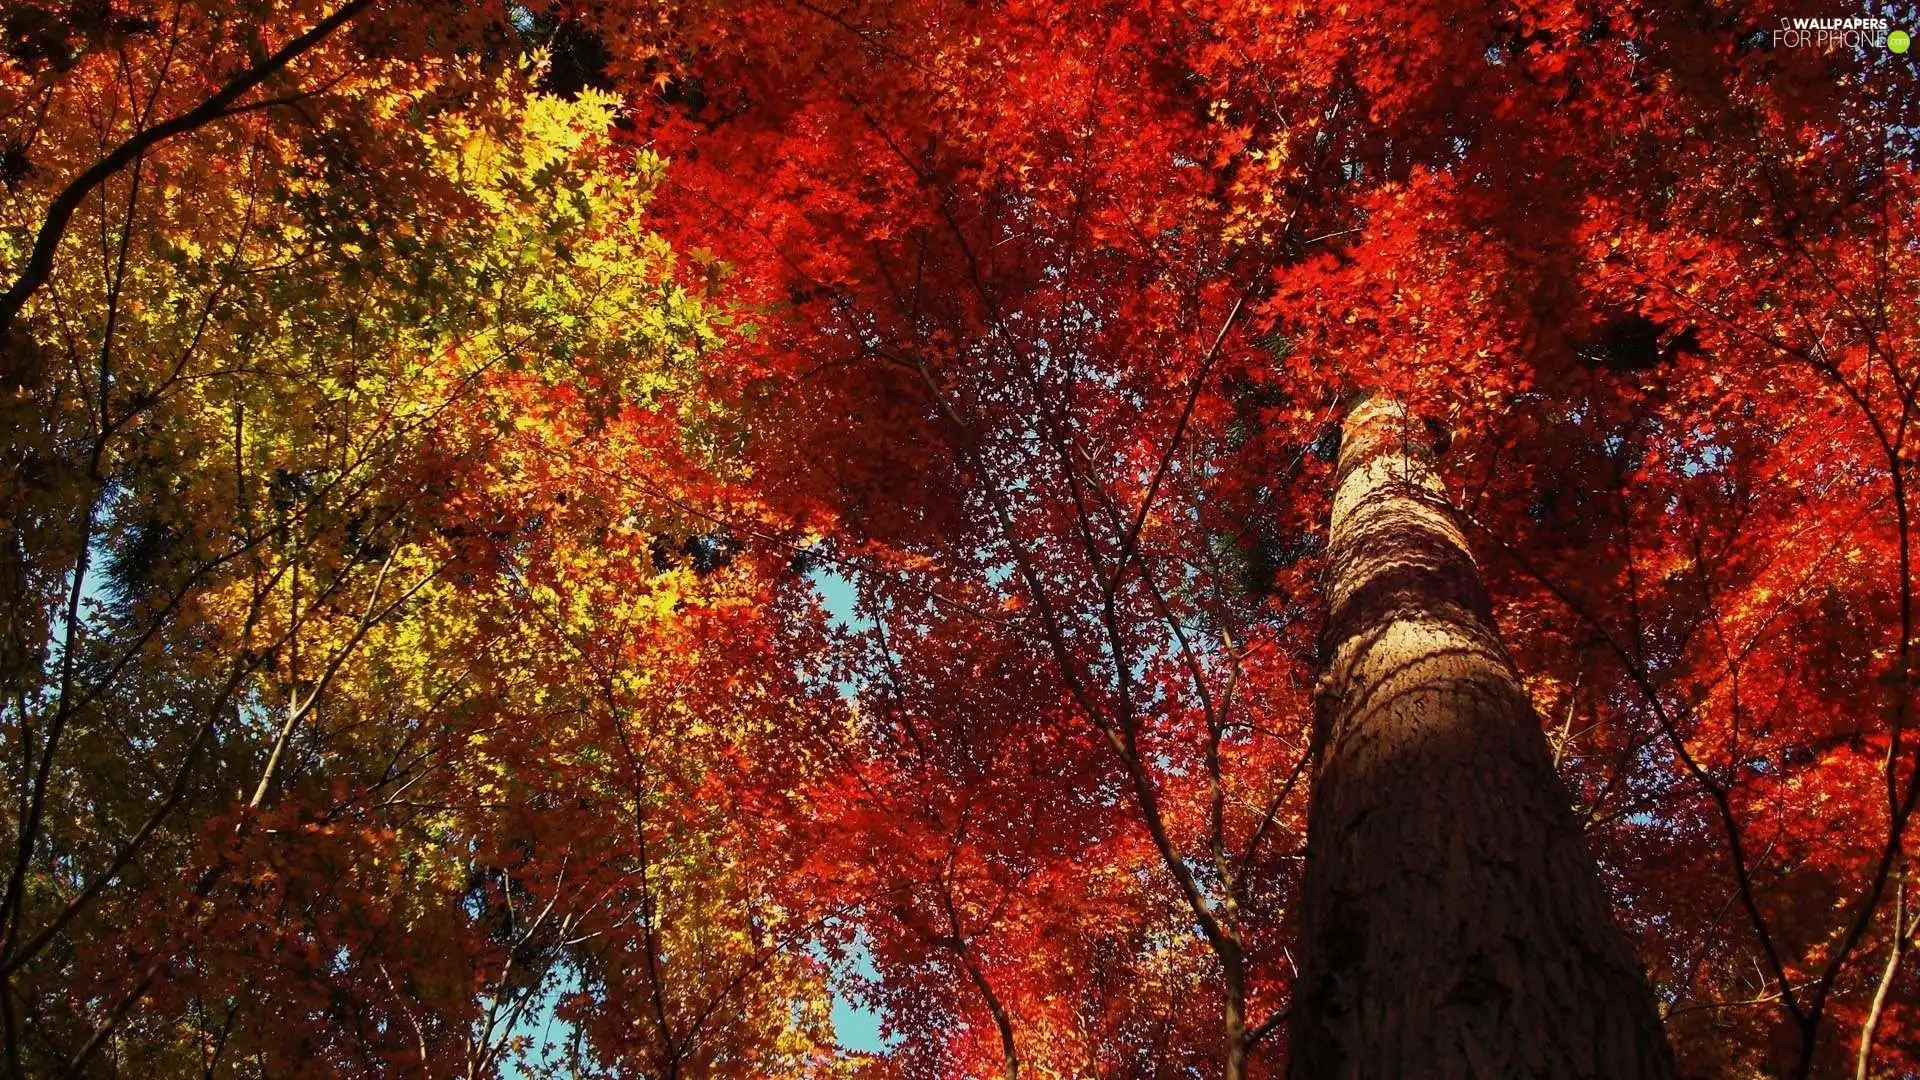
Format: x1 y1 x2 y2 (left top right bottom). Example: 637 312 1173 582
1223 944 1247 1080
1286 397 1676 1080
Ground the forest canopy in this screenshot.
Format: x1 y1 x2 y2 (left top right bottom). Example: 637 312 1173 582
1 1 1917 1078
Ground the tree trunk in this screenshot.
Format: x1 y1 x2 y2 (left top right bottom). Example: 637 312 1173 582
1286 397 1676 1080
1224 945 1248 1080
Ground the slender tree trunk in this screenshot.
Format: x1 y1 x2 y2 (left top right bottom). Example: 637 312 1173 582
1287 397 1676 1080
957 949 1020 1080
1223 947 1248 1080
1855 874 1911 1080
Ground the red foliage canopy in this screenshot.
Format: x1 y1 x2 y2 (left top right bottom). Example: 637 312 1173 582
627 1 1920 1075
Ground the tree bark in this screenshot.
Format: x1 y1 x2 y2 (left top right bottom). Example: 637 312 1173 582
1287 397 1676 1080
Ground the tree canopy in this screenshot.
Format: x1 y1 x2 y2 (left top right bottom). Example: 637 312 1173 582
2 0 1917 1077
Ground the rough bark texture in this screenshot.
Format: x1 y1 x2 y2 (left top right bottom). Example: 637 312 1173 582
1287 398 1676 1080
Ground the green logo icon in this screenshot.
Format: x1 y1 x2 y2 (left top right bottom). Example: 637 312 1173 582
1891 29 1911 52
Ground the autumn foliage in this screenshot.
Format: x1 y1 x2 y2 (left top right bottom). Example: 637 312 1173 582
2 0 1919 1076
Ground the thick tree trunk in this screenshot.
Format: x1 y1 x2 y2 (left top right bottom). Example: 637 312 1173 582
1286 398 1676 1080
